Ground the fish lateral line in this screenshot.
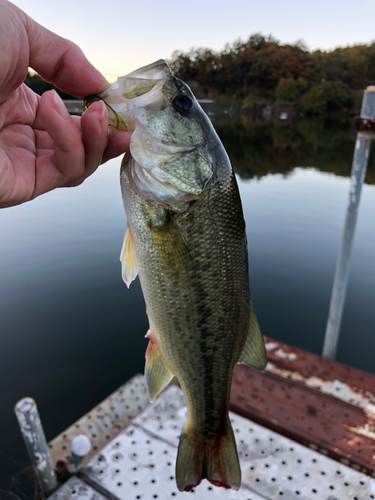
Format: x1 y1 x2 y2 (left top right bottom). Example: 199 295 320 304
111 59 266 493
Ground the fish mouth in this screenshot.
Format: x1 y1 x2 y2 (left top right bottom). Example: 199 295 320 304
84 60 171 132
98 60 171 131
93 60 201 153
89 60 212 204
112 60 171 102
125 59 171 81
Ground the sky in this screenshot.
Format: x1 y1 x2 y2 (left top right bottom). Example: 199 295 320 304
12 0 375 82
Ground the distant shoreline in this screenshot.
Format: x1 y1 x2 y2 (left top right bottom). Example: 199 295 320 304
63 99 216 116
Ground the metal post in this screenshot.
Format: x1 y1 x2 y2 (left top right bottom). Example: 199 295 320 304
15 397 58 499
323 86 375 359
68 434 92 473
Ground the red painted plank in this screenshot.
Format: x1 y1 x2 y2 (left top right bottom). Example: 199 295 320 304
230 338 375 476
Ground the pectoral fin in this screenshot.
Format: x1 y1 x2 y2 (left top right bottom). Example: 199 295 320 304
120 224 138 288
145 332 174 402
237 303 267 372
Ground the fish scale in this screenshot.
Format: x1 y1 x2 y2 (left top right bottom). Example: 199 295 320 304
92 59 267 492
121 155 250 471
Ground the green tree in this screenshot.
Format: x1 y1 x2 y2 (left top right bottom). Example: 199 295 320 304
170 34 374 111
275 78 300 101
299 81 353 114
322 80 353 111
299 85 327 115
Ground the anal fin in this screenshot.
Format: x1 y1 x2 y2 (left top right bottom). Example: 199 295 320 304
120 224 138 288
145 331 174 402
237 302 267 372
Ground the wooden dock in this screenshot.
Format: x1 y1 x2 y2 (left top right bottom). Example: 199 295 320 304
46 338 375 499
231 337 375 477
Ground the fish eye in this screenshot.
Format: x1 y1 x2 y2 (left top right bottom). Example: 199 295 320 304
172 94 193 114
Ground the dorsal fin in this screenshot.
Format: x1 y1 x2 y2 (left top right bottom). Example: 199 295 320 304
237 302 267 372
120 224 139 288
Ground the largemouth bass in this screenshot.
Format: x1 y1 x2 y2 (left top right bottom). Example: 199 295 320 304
91 60 267 491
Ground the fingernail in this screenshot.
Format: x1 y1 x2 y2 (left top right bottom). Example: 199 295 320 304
101 101 107 121
52 90 70 120
93 100 106 120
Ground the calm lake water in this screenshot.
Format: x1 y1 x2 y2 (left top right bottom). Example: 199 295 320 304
1 113 374 490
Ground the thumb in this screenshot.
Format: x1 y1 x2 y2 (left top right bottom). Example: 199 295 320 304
10 1 109 97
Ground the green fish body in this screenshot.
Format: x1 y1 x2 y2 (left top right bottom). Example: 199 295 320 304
94 60 267 492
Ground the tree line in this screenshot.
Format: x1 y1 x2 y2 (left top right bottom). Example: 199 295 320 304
169 34 375 115
24 34 375 115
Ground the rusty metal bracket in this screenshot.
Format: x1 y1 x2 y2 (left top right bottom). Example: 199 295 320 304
354 116 375 132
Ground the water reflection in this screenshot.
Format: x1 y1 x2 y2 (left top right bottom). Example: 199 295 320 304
0 110 374 491
204 105 375 184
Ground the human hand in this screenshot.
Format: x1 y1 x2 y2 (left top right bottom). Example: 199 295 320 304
0 0 131 208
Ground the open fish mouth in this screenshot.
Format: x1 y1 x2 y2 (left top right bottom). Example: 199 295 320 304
124 59 171 83
85 60 213 203
84 60 171 132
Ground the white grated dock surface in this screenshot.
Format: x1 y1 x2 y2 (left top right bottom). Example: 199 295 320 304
81 386 375 500
48 476 109 500
48 374 149 466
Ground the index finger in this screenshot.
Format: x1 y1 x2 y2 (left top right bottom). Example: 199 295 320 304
101 129 132 164
10 1 108 97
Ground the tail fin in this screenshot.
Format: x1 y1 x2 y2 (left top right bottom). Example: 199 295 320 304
175 417 241 492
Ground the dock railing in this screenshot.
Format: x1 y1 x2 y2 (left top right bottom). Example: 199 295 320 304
323 86 375 359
